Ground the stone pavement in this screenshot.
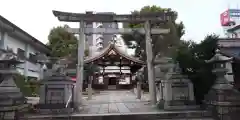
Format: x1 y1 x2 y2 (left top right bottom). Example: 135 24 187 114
23 90 214 120
80 90 161 114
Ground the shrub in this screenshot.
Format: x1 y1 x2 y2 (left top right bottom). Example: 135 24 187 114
13 74 39 97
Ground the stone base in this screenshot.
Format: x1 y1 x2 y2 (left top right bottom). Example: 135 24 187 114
168 100 196 106
133 88 144 95
36 108 74 115
0 111 15 120
164 100 200 111
34 103 74 115
0 104 29 120
157 100 165 109
23 110 213 120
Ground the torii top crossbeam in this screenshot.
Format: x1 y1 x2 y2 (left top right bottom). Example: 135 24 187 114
52 10 175 22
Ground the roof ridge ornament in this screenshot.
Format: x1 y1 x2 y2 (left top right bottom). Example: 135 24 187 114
109 39 116 45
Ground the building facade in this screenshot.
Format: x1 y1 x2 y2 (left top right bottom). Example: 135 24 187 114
220 9 240 37
226 25 240 38
0 15 50 80
85 12 119 56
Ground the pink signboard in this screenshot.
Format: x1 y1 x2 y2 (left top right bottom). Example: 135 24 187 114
220 10 230 26
220 9 240 26
71 77 76 81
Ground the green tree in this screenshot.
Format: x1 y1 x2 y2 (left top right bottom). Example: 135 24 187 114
84 64 100 83
122 5 185 82
175 34 219 104
13 74 33 96
122 5 185 60
47 25 78 57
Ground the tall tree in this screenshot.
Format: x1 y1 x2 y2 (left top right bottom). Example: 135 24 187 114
122 5 185 60
175 34 219 104
122 5 185 82
47 25 78 57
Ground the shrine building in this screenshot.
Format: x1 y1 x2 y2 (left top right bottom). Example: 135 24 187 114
67 42 145 90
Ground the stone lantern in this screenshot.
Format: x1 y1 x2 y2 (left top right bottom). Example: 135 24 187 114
154 56 174 108
0 50 28 120
205 49 240 120
165 62 195 110
34 53 49 80
36 57 75 114
205 49 233 90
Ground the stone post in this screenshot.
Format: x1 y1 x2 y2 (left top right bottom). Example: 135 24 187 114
137 74 142 99
88 76 93 100
205 49 240 120
136 68 144 99
136 81 142 99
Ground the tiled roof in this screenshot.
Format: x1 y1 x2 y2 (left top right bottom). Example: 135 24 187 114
84 42 145 64
227 24 240 32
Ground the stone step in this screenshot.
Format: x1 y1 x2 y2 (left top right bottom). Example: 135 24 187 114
165 105 201 111
22 110 214 120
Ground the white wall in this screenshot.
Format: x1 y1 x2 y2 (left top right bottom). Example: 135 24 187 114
4 34 25 52
235 29 240 38
2 32 43 79
226 28 240 38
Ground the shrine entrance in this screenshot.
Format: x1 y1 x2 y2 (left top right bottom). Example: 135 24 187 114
84 42 145 90
108 77 117 85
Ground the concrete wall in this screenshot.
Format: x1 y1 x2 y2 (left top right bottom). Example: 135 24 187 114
218 39 240 47
227 28 240 38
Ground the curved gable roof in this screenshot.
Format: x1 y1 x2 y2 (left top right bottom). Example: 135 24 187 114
84 43 145 64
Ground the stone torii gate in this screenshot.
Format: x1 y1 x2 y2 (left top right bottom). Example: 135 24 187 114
52 10 174 107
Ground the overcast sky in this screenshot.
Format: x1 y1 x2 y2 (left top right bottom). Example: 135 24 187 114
0 0 240 44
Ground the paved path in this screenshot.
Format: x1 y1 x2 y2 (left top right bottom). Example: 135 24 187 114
80 90 161 114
